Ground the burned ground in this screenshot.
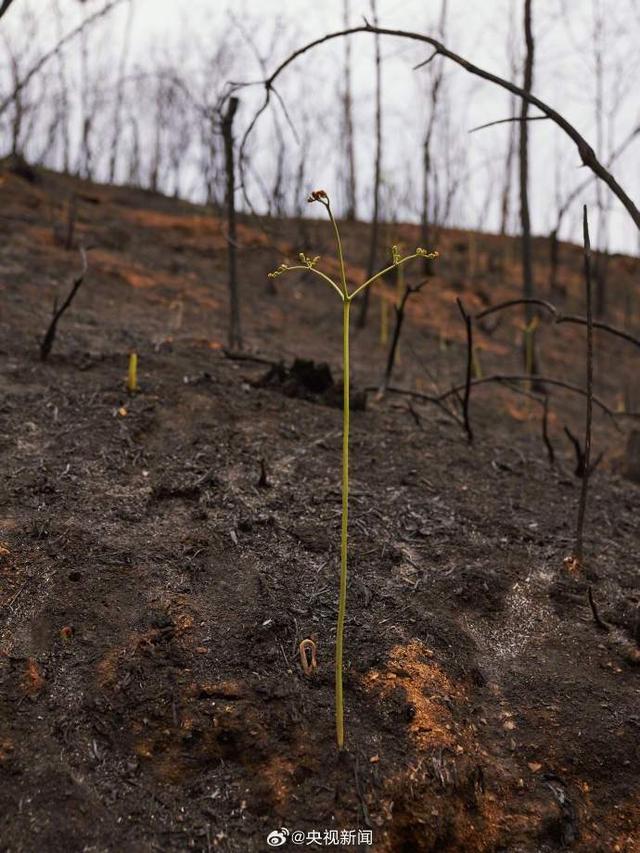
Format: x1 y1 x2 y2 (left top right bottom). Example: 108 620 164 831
0 164 639 852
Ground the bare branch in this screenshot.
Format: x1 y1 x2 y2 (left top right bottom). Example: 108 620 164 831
413 49 440 70
0 0 128 120
378 280 426 397
475 298 640 350
477 297 559 320
437 374 632 421
0 0 17 21
238 24 640 231
542 396 555 466
469 115 549 134
554 119 640 229
40 248 88 361
371 385 462 427
270 85 300 145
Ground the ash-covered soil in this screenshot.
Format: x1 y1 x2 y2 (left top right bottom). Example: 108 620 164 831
1 163 639 852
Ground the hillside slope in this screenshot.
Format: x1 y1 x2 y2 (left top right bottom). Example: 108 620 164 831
0 163 639 852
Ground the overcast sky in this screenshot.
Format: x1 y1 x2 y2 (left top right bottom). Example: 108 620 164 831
3 0 640 252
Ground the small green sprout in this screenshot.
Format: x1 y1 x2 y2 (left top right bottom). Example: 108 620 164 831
268 263 291 279
127 351 139 394
299 252 320 269
270 190 438 750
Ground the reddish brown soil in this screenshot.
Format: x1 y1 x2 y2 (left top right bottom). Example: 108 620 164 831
0 163 639 852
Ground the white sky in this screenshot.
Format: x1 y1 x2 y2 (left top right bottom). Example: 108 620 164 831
3 0 640 252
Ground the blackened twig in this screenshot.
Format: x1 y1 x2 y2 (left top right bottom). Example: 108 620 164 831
456 297 474 442
374 385 462 427
477 297 560 320
412 48 440 70
542 395 555 466
564 426 603 478
257 458 270 489
469 114 549 133
587 586 610 632
378 281 425 396
475 297 640 350
438 374 629 422
0 0 17 20
564 426 584 476
40 247 88 361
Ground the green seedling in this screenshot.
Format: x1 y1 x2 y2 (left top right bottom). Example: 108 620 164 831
270 190 437 749
127 351 139 394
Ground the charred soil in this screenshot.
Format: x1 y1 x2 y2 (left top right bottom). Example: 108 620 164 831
0 164 639 852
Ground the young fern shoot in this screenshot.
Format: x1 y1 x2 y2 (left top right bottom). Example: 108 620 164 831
270 190 438 749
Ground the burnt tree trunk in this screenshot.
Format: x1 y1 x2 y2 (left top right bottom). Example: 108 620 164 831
499 3 520 237
108 0 134 183
420 0 448 276
342 0 357 221
222 96 243 351
573 206 594 565
357 0 382 329
519 0 537 371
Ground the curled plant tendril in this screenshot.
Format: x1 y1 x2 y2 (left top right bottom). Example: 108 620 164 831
299 638 318 675
268 254 322 278
267 262 291 279
416 247 439 259
391 245 438 266
299 252 321 269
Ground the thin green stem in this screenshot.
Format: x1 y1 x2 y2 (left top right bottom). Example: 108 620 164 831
270 192 438 752
336 297 350 750
349 253 428 301
279 264 344 298
326 202 349 297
